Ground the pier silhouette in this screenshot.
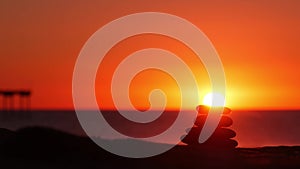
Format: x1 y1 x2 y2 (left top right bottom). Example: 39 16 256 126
0 90 31 111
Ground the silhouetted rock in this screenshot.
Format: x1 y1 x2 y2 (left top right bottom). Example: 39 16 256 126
195 115 233 127
196 105 232 114
182 105 238 149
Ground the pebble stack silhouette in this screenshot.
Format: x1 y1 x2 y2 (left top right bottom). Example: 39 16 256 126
182 105 238 149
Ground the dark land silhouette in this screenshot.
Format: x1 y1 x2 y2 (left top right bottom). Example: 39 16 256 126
0 107 300 169
0 127 299 169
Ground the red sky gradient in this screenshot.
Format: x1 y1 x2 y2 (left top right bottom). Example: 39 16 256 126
1 0 300 110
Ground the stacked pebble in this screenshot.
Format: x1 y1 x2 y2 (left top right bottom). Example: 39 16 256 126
182 105 238 149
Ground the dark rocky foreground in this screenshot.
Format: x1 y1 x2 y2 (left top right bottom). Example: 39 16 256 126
0 127 299 169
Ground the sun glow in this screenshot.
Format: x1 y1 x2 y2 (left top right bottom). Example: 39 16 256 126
202 93 226 107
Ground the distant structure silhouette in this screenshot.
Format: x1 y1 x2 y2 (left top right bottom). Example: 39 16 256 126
0 90 31 111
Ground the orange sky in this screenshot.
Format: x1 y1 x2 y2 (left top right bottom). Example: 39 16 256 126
0 0 299 110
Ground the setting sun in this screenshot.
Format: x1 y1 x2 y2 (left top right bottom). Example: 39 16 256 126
203 93 226 107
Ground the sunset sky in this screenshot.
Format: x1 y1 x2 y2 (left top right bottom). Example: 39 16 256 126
1 0 299 110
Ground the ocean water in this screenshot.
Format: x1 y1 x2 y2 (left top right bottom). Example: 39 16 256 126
0 110 299 148
231 110 300 147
